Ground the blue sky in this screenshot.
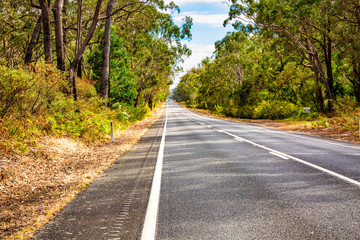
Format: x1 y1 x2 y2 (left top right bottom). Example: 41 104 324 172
164 0 233 88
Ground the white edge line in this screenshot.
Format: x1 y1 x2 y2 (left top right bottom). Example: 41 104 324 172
223 130 360 188
234 137 245 142
141 108 168 240
269 151 289 160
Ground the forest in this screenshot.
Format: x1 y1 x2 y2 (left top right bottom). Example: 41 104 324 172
173 0 360 123
0 0 192 153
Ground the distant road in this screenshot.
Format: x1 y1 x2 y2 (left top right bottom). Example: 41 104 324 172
153 101 360 239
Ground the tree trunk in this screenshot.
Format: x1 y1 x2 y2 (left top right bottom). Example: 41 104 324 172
39 0 52 62
52 0 66 71
68 0 103 100
100 0 115 102
25 15 42 65
306 44 325 113
352 63 360 104
77 57 83 78
314 69 325 113
63 0 68 46
313 53 333 103
135 89 142 107
76 0 83 78
69 68 78 101
323 23 334 112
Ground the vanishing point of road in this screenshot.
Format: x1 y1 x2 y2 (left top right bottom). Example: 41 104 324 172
35 101 360 240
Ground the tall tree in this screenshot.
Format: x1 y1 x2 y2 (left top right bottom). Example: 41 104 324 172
52 0 66 70
100 0 115 101
226 0 336 111
75 0 83 78
38 0 52 62
68 0 103 100
24 15 42 65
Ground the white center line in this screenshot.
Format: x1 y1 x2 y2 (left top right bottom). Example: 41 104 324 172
221 129 360 188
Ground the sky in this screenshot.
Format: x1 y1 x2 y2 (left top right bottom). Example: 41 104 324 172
164 0 234 89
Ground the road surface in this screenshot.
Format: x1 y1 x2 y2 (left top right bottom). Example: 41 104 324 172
36 101 360 239
155 101 360 239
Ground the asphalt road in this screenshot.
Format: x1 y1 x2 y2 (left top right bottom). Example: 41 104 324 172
34 114 166 240
35 101 360 239
156 101 360 239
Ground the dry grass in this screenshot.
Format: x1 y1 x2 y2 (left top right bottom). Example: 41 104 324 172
0 106 163 240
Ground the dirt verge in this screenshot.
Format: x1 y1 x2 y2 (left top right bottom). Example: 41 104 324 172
0 107 164 240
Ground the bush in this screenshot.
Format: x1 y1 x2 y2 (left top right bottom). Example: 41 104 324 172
214 105 224 115
296 109 320 121
0 63 67 118
237 105 255 119
254 100 299 120
333 95 358 115
114 103 150 124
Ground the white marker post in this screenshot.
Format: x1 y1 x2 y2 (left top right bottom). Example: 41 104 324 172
110 121 114 143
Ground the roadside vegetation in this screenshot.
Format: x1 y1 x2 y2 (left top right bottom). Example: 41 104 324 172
0 0 191 239
172 0 360 139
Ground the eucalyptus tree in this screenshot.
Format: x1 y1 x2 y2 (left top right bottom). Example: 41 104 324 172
98 0 189 102
333 0 360 103
225 0 338 112
0 1 39 67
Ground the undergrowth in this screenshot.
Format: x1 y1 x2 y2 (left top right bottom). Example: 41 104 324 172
0 63 150 154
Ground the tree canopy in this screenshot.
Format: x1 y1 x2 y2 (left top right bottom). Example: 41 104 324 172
173 0 360 119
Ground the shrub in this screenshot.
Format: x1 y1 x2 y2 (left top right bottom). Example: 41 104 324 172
237 105 255 119
214 105 224 115
312 117 330 128
333 95 358 115
0 63 67 118
296 108 320 121
254 100 299 120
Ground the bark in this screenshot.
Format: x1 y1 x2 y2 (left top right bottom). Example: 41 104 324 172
39 0 52 62
52 0 66 71
352 79 360 104
68 0 103 100
325 37 334 111
351 62 360 104
77 57 83 78
314 69 325 113
313 53 333 102
63 0 68 46
25 15 42 65
76 0 83 78
100 0 115 101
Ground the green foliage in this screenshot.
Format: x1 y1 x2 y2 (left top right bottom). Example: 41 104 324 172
0 64 153 154
254 100 300 120
88 30 136 107
312 117 330 128
0 62 67 118
113 103 150 124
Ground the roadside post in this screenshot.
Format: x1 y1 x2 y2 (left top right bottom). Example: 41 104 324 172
303 107 310 114
111 121 114 143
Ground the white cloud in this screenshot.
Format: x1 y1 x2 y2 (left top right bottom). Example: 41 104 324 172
173 13 228 27
183 43 214 70
171 43 215 90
